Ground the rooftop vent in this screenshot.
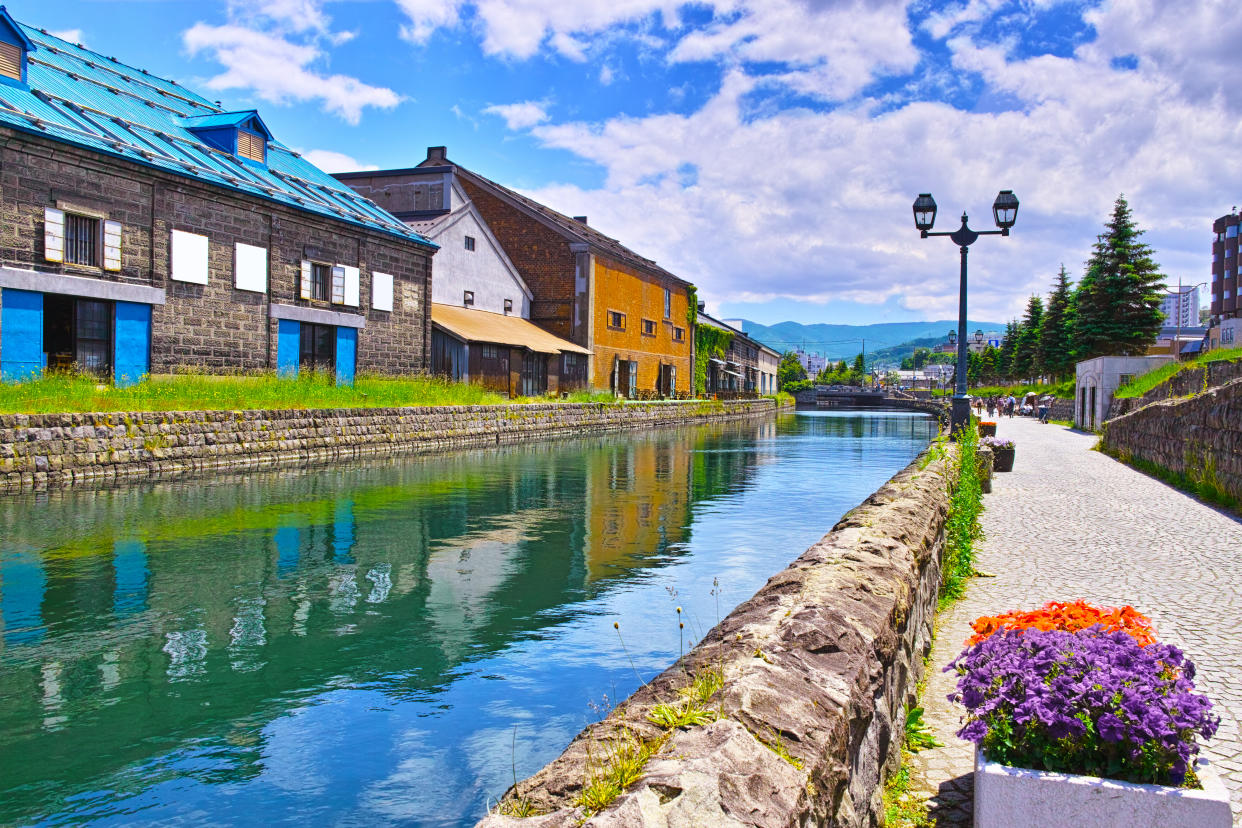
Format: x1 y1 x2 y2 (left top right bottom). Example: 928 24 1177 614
426 146 447 164
573 216 588 224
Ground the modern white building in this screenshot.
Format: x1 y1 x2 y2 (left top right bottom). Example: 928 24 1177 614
1160 287 1201 329
795 349 828 376
1074 355 1173 431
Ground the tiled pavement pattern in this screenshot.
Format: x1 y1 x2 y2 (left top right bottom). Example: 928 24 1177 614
907 416 1242 826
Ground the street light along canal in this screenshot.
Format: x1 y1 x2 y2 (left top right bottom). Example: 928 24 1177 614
0 410 936 826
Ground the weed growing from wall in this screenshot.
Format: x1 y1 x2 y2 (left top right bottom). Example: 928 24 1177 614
940 426 982 607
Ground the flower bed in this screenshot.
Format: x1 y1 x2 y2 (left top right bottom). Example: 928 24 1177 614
978 421 998 437
979 436 1013 451
948 601 1228 826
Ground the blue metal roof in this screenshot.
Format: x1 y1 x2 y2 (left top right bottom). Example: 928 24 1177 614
0 14 433 248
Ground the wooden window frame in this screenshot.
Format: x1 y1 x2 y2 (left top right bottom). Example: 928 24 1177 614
607 310 626 331
641 318 656 337
672 326 685 342
664 288 671 320
464 235 476 251
0 40 21 82
64 213 100 267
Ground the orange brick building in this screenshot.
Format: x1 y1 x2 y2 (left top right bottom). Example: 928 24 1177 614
418 147 695 397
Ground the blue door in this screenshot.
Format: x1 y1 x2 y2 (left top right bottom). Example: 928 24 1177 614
277 319 300 377
335 327 356 385
0 289 46 382
114 301 151 387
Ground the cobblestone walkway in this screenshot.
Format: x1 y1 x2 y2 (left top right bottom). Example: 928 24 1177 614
907 416 1242 826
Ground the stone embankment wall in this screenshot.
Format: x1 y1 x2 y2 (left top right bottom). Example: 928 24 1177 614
1108 359 1242 420
1102 376 1242 500
480 447 952 827
0 398 784 493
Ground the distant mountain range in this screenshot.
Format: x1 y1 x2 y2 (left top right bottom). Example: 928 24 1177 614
724 319 1005 363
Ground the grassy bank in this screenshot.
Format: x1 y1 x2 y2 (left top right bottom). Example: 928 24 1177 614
1113 346 1242 399
0 371 519 414
930 380 1074 399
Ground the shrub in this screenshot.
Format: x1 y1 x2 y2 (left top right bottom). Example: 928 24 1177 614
947 627 1218 786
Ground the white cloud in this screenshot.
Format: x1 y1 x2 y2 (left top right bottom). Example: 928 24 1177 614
183 22 401 125
483 100 552 130
300 149 379 173
510 3 1242 323
48 29 86 46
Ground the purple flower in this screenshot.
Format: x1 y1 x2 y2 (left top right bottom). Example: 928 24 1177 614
945 627 1218 786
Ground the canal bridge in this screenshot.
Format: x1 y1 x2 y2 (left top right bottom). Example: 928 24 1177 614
793 385 948 420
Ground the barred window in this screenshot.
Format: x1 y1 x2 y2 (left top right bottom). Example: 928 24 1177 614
65 214 99 266
310 262 331 301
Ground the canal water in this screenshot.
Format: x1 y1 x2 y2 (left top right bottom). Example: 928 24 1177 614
0 410 935 826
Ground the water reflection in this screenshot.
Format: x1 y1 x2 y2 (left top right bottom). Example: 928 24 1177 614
0 411 935 825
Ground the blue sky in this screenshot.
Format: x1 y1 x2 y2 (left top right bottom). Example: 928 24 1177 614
29 0 1240 326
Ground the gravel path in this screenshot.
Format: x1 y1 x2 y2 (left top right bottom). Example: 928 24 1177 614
906 416 1242 826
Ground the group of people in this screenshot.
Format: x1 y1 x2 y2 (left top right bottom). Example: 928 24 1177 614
972 393 1055 423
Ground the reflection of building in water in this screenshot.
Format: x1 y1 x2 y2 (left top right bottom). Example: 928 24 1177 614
0 423 769 820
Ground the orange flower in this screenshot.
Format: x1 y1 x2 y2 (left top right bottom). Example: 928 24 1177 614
967 600 1157 646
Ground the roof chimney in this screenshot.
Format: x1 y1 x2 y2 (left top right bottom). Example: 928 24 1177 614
697 300 705 312
573 216 588 224
427 146 447 164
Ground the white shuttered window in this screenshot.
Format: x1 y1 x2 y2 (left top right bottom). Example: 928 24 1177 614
170 229 208 284
330 265 346 304
300 260 313 299
372 272 393 312
44 207 64 263
235 243 267 292
342 265 360 307
103 220 122 272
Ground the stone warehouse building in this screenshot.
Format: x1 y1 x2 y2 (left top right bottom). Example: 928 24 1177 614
340 147 695 398
336 159 590 397
0 11 435 386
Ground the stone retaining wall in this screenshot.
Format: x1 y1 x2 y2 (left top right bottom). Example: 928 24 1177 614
1108 359 1242 420
480 444 951 827
1101 376 1242 501
0 398 783 493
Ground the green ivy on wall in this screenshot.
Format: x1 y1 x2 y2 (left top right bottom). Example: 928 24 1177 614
694 323 733 396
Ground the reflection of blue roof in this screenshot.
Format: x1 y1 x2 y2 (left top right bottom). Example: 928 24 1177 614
0 15 431 247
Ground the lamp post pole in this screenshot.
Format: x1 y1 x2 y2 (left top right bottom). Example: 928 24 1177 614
912 191 1019 436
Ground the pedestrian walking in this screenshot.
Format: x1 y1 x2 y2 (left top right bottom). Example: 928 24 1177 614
1006 394 1017 417
1037 395 1049 423
987 397 997 418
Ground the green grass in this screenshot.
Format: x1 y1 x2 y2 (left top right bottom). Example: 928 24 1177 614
940 424 983 608
882 764 933 828
0 370 543 414
646 666 724 729
1113 346 1242 399
933 380 1074 400
575 731 666 817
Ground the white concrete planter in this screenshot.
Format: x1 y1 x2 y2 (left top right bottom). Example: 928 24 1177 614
974 749 1232 828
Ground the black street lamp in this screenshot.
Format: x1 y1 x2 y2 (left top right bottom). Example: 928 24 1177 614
974 329 984 344
912 190 1018 435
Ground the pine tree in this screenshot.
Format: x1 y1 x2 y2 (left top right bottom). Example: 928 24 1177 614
1012 295 1044 381
1038 265 1075 381
1072 195 1167 358
980 346 999 384
997 320 1019 381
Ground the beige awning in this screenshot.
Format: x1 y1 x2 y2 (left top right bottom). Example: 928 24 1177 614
431 303 590 355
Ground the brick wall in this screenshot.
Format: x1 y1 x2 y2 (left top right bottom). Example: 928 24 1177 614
0 398 782 492
458 177 578 339
593 257 693 395
0 128 432 375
